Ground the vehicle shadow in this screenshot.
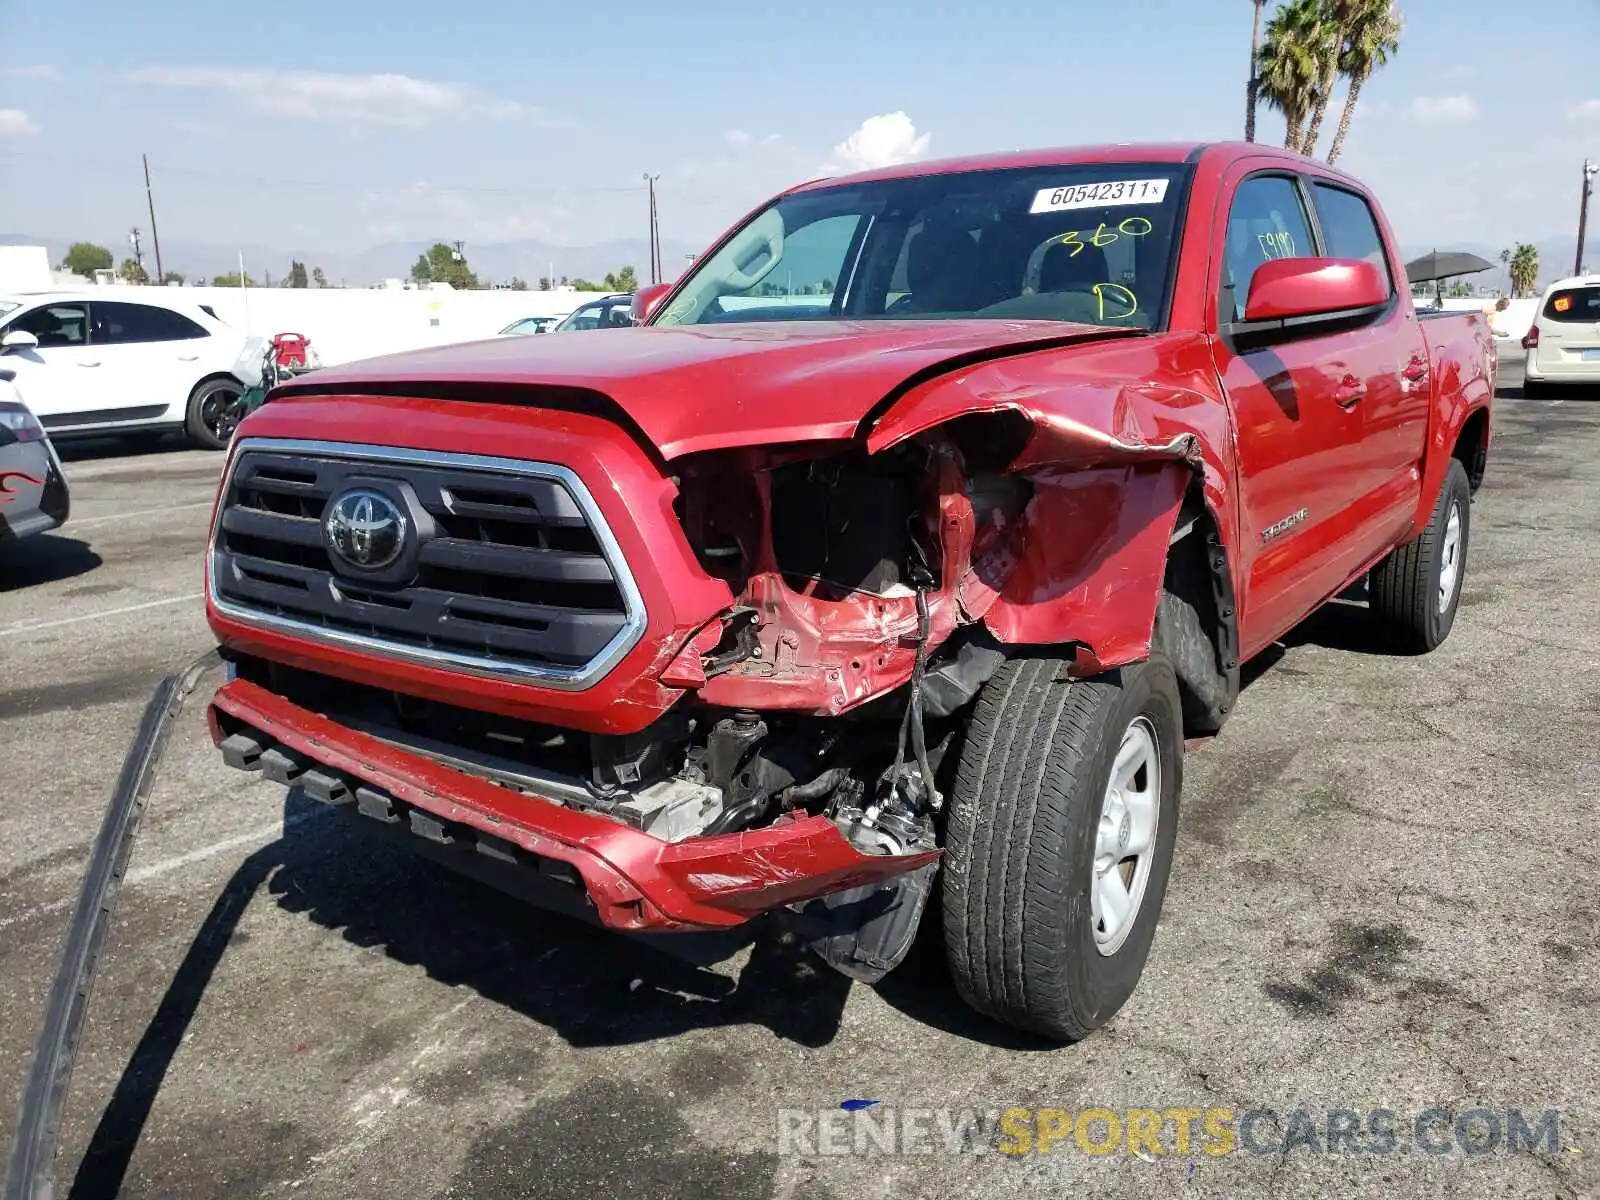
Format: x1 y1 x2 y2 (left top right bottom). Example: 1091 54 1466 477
68 790 852 1199
0 533 102 589
53 433 189 464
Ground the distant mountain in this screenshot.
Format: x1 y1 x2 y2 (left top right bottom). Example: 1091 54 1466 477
0 232 706 287
7 229 1586 293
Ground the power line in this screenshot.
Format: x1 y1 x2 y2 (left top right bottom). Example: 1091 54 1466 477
0 149 651 198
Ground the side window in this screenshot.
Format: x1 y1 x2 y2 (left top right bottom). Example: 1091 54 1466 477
1222 176 1316 322
94 302 208 344
7 303 89 347
1311 184 1393 296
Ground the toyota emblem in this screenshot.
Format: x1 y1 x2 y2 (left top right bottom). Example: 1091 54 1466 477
325 488 407 570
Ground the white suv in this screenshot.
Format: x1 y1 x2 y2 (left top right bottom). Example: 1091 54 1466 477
0 291 254 449
1521 274 1600 396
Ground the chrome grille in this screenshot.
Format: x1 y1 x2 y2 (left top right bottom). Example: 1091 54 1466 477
208 439 647 688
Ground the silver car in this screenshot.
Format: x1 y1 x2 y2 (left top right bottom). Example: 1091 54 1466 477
0 374 70 543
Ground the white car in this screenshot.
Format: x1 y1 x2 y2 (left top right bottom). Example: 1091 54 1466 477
0 291 254 449
1521 274 1600 396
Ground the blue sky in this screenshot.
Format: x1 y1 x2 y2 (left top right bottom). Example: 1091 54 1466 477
0 0 1596 259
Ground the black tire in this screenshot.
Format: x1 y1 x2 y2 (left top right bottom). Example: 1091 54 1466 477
1522 377 1552 399
184 377 245 451
941 655 1183 1041
1368 458 1471 653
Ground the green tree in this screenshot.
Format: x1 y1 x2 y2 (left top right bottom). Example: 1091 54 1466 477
1301 0 1352 155
119 258 149 284
537 276 552 291
570 277 603 291
509 277 529 291
1505 244 1539 298
409 242 480 289
1325 0 1402 164
213 271 256 287
62 242 114 279
286 260 309 288
1259 0 1334 153
159 270 186 285
311 266 328 288
601 265 638 293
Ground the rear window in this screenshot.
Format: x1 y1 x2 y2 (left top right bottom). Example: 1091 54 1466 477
92 301 209 343
1543 286 1600 323
1310 183 1393 296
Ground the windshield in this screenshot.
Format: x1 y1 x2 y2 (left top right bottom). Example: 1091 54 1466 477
653 163 1192 330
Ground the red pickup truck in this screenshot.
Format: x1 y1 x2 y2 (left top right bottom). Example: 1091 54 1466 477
203 142 1494 1040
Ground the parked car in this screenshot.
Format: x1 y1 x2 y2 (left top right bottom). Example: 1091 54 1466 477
0 291 254 449
499 316 559 336
1521 274 1600 395
0 375 69 543
549 294 635 331
202 142 1494 1041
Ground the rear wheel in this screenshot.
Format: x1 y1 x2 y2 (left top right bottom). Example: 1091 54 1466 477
184 378 245 450
1522 377 1553 398
1369 459 1471 653
941 656 1183 1041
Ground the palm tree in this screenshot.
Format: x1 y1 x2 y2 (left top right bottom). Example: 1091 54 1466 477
1508 244 1540 298
1258 0 1333 153
1302 0 1352 155
1326 2 1403 164
1245 0 1266 141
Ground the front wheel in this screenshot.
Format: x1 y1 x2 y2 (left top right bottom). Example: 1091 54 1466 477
184 378 246 450
941 656 1183 1041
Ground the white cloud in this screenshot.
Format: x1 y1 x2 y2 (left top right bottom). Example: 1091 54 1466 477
1408 94 1479 126
1 65 59 81
125 67 556 128
0 109 39 137
1570 99 1600 123
819 112 931 175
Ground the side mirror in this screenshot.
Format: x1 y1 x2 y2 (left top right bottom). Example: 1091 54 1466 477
1 330 40 354
1243 258 1388 324
631 283 673 325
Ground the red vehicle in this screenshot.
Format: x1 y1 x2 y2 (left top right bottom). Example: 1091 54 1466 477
202 143 1494 1040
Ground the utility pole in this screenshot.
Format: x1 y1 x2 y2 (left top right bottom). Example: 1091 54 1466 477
143 154 164 283
1577 159 1596 276
643 174 661 284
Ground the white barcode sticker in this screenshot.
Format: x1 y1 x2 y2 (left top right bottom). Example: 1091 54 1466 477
1030 178 1170 214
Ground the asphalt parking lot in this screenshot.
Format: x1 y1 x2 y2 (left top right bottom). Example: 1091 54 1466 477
2 357 1597 1199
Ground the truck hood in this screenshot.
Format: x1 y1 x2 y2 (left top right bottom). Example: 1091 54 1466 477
274 320 1143 460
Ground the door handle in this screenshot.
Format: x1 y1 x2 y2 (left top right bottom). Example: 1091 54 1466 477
77 360 101 368
1335 374 1366 407
1403 359 1429 382
177 354 199 362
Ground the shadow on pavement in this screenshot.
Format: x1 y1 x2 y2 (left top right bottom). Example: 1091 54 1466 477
0 533 102 590
67 789 855 1198
53 433 190 464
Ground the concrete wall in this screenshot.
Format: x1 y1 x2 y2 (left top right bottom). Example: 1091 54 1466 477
183 285 610 366
1435 295 1539 343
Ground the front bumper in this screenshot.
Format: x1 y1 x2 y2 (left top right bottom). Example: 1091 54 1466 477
0 438 69 542
208 676 939 932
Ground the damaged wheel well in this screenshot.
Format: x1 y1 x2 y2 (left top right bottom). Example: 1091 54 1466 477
1154 487 1239 736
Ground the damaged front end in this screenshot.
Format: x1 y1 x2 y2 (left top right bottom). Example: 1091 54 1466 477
207 358 1211 982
